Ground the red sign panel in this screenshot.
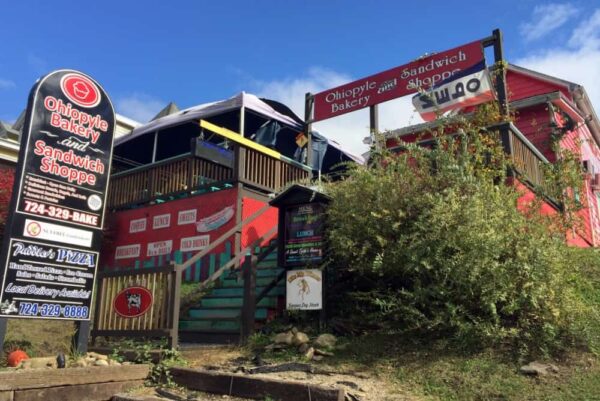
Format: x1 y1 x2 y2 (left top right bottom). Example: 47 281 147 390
113 286 153 318
312 40 484 122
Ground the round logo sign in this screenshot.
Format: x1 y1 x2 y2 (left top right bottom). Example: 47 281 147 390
60 73 101 108
26 221 42 237
113 286 153 318
87 194 102 211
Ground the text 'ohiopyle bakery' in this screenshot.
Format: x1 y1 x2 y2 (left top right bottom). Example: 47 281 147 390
0 29 600 346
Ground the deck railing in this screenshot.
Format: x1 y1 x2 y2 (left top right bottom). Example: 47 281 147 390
497 122 555 197
108 141 311 209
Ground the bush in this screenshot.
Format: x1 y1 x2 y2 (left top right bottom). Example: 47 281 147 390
324 121 598 357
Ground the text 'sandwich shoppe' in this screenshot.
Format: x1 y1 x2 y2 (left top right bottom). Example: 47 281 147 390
0 70 115 321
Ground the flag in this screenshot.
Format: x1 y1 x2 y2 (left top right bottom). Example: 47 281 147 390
412 62 495 122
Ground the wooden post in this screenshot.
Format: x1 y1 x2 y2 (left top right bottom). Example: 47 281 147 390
91 275 105 346
370 104 379 150
240 106 246 137
304 93 314 170
0 317 7 347
72 321 90 354
492 29 509 118
168 268 181 349
240 254 257 343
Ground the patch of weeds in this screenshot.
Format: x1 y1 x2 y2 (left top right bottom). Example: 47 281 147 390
247 332 271 353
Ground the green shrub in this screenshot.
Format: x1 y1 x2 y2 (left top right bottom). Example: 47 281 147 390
324 120 598 357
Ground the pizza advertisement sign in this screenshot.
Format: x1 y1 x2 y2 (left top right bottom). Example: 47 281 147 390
0 70 115 321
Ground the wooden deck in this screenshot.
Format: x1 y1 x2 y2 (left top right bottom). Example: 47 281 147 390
107 125 312 209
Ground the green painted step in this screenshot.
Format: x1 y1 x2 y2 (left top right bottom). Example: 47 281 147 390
179 319 240 331
256 259 278 268
255 268 284 278
211 286 284 297
200 296 277 308
221 276 281 287
220 269 283 282
187 307 268 320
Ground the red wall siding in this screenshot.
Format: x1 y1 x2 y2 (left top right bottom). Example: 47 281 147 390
241 196 278 248
506 70 571 103
101 188 239 277
0 165 15 239
513 105 556 162
513 177 591 247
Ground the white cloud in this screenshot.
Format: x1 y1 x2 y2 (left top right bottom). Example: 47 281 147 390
0 79 15 90
569 9 600 49
519 3 578 41
516 9 600 117
115 93 166 123
252 67 422 156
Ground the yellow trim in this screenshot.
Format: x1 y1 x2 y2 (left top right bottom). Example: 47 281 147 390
199 120 282 160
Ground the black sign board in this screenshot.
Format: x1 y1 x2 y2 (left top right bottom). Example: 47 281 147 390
193 138 234 168
0 70 115 321
284 203 325 267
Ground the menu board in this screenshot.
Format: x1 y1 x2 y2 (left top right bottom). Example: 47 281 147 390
284 203 325 267
0 70 114 321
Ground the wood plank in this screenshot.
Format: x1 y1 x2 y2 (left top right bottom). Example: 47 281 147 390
0 365 150 390
170 368 345 401
0 391 13 401
13 380 144 401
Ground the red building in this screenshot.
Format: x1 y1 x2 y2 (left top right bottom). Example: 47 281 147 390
384 64 600 247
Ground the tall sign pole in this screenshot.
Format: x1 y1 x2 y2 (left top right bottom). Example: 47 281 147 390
304 92 314 170
492 29 509 118
0 70 115 353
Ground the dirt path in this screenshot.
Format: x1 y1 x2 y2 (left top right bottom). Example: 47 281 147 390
179 345 421 401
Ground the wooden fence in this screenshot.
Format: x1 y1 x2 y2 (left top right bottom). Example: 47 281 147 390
91 265 181 347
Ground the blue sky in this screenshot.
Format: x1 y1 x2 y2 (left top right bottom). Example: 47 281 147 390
1 0 599 154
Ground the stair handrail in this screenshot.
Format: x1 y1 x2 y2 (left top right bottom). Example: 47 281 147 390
179 225 278 312
173 203 271 273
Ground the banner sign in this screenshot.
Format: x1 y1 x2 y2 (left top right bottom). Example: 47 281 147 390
0 70 115 321
412 62 495 121
312 40 484 122
286 269 322 310
284 203 325 267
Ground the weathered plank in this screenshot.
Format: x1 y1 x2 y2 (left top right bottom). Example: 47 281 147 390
111 394 164 401
170 368 345 401
0 391 13 401
0 365 150 390
13 380 144 401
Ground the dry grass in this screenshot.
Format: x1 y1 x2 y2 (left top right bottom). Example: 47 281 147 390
3 318 75 357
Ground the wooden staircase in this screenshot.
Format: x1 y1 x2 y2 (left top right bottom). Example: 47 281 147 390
179 243 285 343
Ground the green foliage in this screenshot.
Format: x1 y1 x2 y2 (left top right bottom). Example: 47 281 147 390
324 112 599 357
108 338 186 388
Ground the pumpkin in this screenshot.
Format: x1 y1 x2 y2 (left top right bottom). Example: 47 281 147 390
7 349 29 367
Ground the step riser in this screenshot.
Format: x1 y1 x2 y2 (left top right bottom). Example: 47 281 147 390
187 308 268 320
179 320 240 331
200 297 277 308
221 277 282 287
211 286 284 297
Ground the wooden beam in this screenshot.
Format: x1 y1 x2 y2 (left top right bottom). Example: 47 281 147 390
0 365 150 391
13 380 144 401
170 368 346 401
